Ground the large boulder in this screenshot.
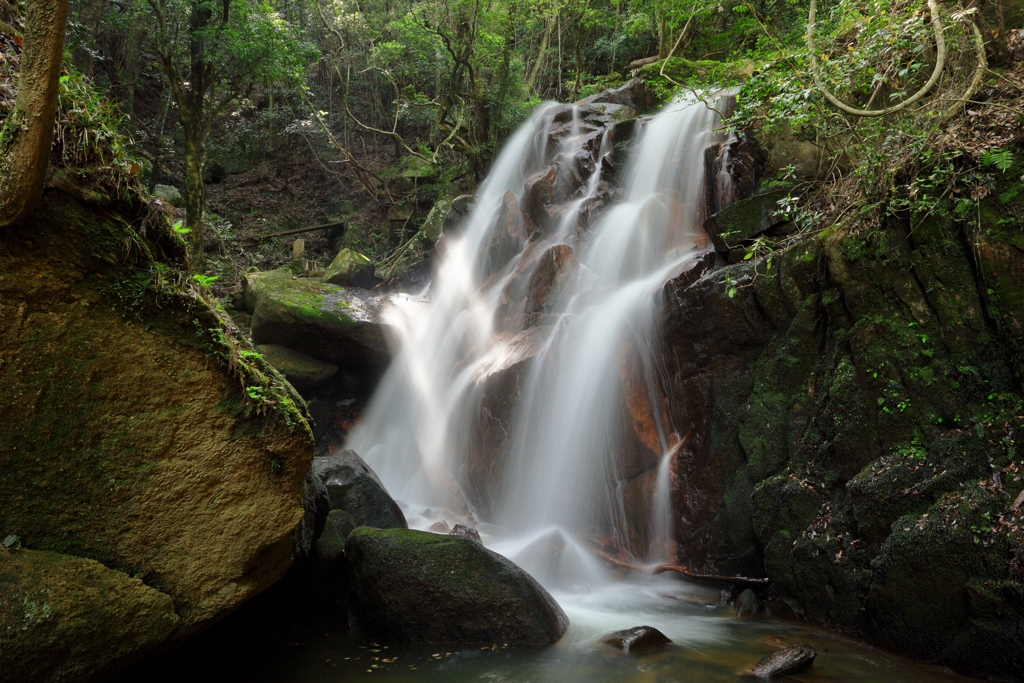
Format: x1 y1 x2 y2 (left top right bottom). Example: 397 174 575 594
312 450 408 529
255 344 339 393
321 248 375 288
345 527 569 644
0 194 313 643
245 269 391 375
601 626 672 653
0 548 180 683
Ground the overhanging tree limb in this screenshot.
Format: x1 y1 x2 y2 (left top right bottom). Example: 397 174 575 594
807 0 947 117
0 0 69 227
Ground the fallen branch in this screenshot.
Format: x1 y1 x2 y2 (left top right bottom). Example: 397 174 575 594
591 546 770 589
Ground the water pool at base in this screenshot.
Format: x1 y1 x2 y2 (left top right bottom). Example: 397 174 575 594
131 574 969 683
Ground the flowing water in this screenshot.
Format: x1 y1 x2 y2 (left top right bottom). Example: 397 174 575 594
128 98 973 682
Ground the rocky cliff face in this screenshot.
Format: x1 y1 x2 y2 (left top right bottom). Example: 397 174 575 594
660 178 1024 677
0 192 314 681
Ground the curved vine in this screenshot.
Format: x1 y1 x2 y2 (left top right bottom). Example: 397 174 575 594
808 0 947 117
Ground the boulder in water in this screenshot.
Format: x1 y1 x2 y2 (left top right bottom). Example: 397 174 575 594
0 548 179 682
734 588 759 618
449 523 482 543
312 450 408 529
429 520 452 534
345 527 569 644
601 626 672 653
747 644 816 678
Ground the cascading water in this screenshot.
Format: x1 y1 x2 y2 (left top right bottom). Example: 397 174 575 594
348 93 728 591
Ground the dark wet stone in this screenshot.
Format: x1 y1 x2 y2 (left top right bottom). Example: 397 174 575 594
345 527 568 644
734 588 759 618
748 644 816 678
449 523 482 543
601 626 672 653
312 450 408 530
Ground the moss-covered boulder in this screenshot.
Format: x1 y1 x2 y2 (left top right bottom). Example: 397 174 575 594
344 527 569 644
0 193 314 658
0 548 178 683
321 248 375 288
245 269 390 378
256 344 338 393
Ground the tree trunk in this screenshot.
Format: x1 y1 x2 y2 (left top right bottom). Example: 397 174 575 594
0 0 69 228
182 0 212 272
182 117 206 272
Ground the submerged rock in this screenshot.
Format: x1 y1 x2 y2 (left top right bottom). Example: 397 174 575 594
600 626 672 653
0 549 179 682
747 644 816 678
345 527 569 644
312 450 408 530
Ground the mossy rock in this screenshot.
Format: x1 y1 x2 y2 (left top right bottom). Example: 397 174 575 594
255 344 339 394
705 186 793 254
322 248 375 288
0 192 313 643
246 269 390 377
0 548 179 682
344 527 569 644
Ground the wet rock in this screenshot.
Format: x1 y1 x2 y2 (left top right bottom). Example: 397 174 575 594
295 468 330 560
601 626 672 653
0 548 179 682
246 269 391 375
255 344 339 393
704 185 793 254
747 644 816 678
314 509 356 565
429 520 452 534
523 166 560 230
322 248 376 288
509 529 574 588
312 450 408 530
420 195 456 243
449 523 482 543
525 244 575 322
488 191 529 271
577 78 655 114
734 588 759 618
345 527 569 644
444 195 475 234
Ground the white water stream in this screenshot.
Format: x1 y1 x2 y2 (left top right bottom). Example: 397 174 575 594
348 95 726 620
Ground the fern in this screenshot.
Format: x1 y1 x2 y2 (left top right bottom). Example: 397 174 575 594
980 148 1015 174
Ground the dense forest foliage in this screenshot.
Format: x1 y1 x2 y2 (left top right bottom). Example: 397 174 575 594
1 0 1020 284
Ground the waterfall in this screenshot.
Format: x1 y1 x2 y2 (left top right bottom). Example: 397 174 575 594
347 92 728 582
